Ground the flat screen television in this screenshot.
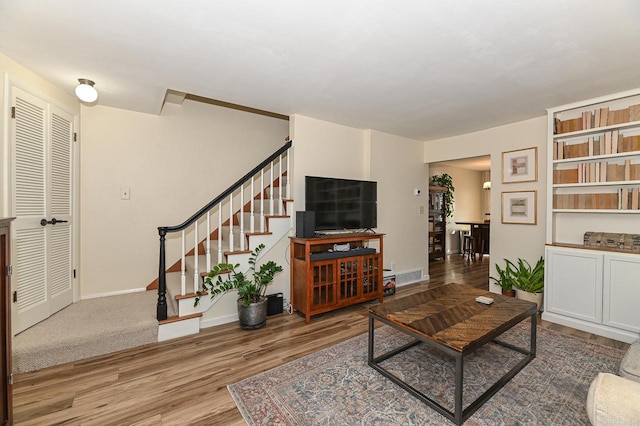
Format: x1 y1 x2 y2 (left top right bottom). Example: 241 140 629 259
305 176 377 231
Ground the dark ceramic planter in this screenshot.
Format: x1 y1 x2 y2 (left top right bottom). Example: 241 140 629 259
237 297 268 330
501 289 516 298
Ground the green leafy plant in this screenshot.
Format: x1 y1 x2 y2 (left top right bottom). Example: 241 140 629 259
430 173 455 218
194 244 283 307
490 261 517 291
491 257 544 293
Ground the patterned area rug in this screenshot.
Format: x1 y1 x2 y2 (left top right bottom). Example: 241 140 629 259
228 324 624 425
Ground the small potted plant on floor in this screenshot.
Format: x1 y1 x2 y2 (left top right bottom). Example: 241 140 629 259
509 257 545 311
490 261 516 297
195 244 283 329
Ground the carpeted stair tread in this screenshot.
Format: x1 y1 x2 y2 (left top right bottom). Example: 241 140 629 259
13 291 161 373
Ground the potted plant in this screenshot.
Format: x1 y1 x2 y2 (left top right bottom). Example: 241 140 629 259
429 173 455 218
194 244 283 329
508 257 545 311
490 261 516 297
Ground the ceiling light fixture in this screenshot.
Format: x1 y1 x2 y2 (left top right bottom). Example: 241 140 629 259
75 78 98 103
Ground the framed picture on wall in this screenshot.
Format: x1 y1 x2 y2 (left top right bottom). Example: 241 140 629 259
502 147 537 183
502 190 537 225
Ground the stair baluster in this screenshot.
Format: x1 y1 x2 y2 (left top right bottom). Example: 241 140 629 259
286 151 291 199
260 169 265 233
269 161 274 217
193 221 199 293
278 157 283 216
250 177 255 233
180 230 186 295
206 212 211 274
217 207 223 264
240 184 245 252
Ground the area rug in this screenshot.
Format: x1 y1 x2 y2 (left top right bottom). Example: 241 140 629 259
228 324 624 425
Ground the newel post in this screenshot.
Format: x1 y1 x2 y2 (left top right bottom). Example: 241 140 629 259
157 228 168 321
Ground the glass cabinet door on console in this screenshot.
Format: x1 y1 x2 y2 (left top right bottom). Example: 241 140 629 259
338 258 359 300
312 260 336 308
362 255 380 296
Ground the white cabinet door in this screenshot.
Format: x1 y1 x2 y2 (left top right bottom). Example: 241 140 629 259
603 253 640 333
545 246 603 323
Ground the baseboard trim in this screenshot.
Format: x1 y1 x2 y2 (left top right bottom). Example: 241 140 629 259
81 288 149 300
541 311 639 344
200 313 239 329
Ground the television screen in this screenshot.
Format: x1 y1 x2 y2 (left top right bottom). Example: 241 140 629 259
305 176 377 231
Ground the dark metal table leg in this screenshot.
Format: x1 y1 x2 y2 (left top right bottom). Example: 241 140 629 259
455 354 464 425
368 314 375 364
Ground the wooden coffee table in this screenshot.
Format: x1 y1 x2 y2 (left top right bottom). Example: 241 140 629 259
368 283 537 425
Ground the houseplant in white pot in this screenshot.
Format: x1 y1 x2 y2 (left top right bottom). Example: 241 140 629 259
508 257 545 311
195 244 283 329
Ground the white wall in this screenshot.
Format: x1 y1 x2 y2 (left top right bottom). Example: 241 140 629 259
424 116 547 293
290 114 368 207
80 100 289 297
290 115 429 281
369 130 429 276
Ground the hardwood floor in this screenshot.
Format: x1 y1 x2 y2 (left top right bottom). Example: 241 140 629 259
12 254 628 425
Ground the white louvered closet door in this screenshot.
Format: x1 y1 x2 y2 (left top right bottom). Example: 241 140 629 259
11 87 74 334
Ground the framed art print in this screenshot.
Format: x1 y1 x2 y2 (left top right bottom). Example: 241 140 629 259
502 147 537 183
502 190 537 225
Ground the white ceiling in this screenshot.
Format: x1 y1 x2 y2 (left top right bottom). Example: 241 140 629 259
1 0 640 141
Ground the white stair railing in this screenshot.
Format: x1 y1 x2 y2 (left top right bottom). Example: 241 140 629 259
156 141 293 320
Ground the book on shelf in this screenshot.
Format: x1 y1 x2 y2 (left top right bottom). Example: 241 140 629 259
621 188 629 210
582 111 593 130
630 104 640 122
600 161 607 182
599 107 610 127
621 135 640 153
607 163 625 181
631 162 640 180
625 159 631 181
554 193 618 210
553 168 579 184
599 137 605 155
612 130 619 154
632 187 639 210
608 107 631 125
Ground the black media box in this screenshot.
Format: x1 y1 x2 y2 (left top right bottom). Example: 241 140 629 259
267 293 284 316
296 211 315 238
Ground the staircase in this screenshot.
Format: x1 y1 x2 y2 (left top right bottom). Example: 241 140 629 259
154 141 293 341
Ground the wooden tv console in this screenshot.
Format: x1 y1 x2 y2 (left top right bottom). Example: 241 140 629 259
290 233 384 324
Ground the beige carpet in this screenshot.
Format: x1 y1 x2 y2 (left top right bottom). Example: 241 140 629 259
13 290 169 373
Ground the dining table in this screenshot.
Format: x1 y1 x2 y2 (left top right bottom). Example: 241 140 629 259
456 221 490 259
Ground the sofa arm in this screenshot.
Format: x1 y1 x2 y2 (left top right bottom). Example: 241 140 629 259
587 372 640 426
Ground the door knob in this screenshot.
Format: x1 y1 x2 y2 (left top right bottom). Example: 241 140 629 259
40 218 69 226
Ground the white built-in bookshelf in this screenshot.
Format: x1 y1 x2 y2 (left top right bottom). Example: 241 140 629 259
546 88 640 245
543 88 640 343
